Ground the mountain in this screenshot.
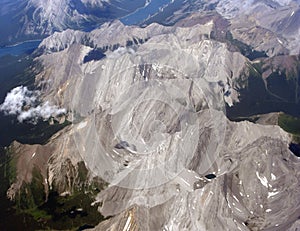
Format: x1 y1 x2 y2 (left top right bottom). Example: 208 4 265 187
0 0 147 45
1 0 300 56
35 20 245 108
2 16 300 230
215 0 300 56
1 0 300 230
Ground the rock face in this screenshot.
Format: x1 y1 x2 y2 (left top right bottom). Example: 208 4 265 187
9 18 298 230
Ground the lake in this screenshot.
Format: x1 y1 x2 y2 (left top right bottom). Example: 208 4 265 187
0 40 41 58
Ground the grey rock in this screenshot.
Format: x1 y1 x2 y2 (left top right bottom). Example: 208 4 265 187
17 13 300 231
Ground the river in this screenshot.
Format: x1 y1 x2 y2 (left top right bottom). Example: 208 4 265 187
120 0 175 25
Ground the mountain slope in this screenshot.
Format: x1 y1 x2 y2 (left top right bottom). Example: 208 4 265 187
215 0 300 55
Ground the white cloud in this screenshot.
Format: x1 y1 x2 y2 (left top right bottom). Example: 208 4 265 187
0 86 66 123
106 47 135 59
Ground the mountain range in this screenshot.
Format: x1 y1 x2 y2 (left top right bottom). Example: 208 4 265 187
0 0 147 45
0 0 300 230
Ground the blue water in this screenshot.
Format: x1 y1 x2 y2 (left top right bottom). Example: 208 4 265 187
120 0 172 25
0 40 41 57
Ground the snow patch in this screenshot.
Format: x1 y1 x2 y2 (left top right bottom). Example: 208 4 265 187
271 173 276 180
77 121 88 130
268 191 279 198
277 38 283 45
256 172 269 188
